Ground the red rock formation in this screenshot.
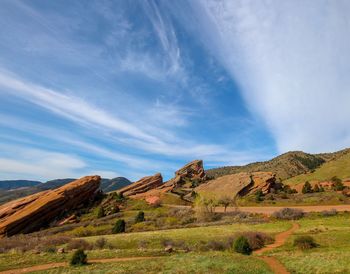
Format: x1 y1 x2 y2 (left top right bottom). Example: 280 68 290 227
175 159 206 180
160 159 206 190
195 172 277 199
0 175 100 237
118 173 163 196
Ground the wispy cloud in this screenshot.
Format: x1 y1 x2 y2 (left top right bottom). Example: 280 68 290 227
0 144 86 180
187 0 350 153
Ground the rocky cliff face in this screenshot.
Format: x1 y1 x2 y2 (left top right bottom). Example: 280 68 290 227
160 160 206 190
118 173 163 196
0 175 100 237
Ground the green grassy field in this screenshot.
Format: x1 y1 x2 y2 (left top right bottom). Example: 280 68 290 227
267 213 350 273
37 252 273 274
284 153 350 185
2 214 350 273
81 221 290 250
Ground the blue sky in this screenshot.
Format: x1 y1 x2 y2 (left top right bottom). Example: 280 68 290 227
0 0 349 181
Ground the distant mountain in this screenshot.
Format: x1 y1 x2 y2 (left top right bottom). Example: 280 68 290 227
207 148 350 181
0 180 41 190
101 177 131 192
0 176 131 205
37 178 76 190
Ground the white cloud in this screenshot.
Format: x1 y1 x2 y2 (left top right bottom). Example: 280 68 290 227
190 0 350 153
0 145 86 180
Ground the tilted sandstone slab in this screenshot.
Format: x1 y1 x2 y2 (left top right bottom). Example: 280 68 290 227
118 173 163 196
195 172 276 199
119 160 207 203
175 159 206 180
159 159 206 190
0 175 100 237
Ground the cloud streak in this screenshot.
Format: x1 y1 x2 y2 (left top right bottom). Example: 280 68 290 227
188 0 350 153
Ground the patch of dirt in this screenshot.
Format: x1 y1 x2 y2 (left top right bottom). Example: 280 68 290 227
254 223 300 274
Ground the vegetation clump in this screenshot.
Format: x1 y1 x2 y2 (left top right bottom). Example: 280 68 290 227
302 181 313 194
293 236 317 250
70 249 87 266
112 219 126 234
233 236 252 255
255 190 264 202
272 208 304 220
97 206 105 218
135 211 145 223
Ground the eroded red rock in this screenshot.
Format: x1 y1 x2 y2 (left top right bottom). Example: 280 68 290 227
0 175 100 237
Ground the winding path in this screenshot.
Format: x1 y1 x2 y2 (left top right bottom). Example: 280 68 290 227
254 223 300 274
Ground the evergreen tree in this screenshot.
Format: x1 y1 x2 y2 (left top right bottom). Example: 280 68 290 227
302 181 313 194
135 211 145 223
112 219 126 234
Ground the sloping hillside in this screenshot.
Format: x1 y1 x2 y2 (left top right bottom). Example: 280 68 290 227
284 152 350 185
0 180 40 190
207 148 350 181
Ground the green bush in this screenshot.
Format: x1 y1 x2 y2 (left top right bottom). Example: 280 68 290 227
294 236 317 250
302 181 313 194
255 190 264 202
233 236 252 255
70 249 87 266
97 207 105 218
333 181 345 191
135 211 145 223
112 219 126 234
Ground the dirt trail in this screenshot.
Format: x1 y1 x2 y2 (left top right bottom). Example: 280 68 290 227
0 256 162 274
165 204 350 215
254 223 300 274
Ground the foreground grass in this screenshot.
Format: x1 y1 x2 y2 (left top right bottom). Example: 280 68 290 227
0 221 289 272
81 221 290 250
267 213 350 273
38 252 273 274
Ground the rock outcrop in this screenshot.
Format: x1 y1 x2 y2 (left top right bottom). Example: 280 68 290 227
118 173 163 196
0 175 100 237
175 159 206 180
195 172 277 199
160 160 206 190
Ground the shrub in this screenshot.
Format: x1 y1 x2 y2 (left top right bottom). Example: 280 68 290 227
272 208 304 220
206 240 227 251
95 237 107 249
233 236 252 255
293 236 317 250
67 239 92 251
313 184 320 192
70 249 87 266
302 181 313 194
237 232 273 250
333 181 345 191
135 211 145 223
112 219 125 234
321 209 337 217
97 207 105 218
255 190 264 202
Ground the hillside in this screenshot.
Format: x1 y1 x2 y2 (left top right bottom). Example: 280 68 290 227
101 177 131 192
284 151 350 185
0 180 40 190
207 149 350 181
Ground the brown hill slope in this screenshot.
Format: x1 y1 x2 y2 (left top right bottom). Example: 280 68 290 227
207 149 350 181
